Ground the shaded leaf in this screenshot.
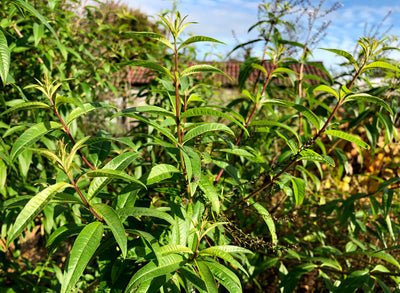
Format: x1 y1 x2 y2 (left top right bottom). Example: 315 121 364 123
199 176 220 214
196 261 218 293
118 60 173 80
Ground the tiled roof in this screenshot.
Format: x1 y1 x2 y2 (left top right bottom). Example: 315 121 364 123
127 61 330 87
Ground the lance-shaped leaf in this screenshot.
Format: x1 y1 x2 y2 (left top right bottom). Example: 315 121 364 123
262 99 321 130
321 48 358 71
11 0 59 41
66 102 117 126
199 176 220 214
92 203 127 258
178 36 225 51
183 123 235 144
248 199 277 246
181 108 248 136
291 177 306 206
324 129 370 150
125 32 174 50
6 182 70 248
85 169 146 189
118 207 175 225
311 84 339 101
0 30 10 86
205 260 242 293
119 105 176 118
61 222 103 293
144 164 181 185
125 254 186 292
298 149 335 167
118 60 173 80
55 95 83 110
1 101 50 117
111 111 178 145
279 263 316 293
159 244 193 256
10 121 62 161
272 67 298 76
198 246 251 276
196 261 218 293
343 93 393 114
181 64 231 80
251 120 300 146
46 223 85 254
87 152 141 201
361 61 400 74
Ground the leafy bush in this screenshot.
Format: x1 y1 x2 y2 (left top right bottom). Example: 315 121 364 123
1 1 399 292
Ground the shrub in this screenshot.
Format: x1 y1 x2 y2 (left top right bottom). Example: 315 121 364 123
1 1 399 292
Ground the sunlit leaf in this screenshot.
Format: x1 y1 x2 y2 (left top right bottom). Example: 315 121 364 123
181 64 231 80
61 222 103 293
0 30 10 86
92 203 127 258
183 123 235 144
324 129 370 150
6 182 70 247
10 121 62 161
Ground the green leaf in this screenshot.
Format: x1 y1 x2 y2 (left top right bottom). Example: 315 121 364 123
125 254 186 292
1 101 50 117
181 108 248 135
298 149 335 167
55 95 83 110
66 102 117 126
119 105 176 118
0 30 10 86
92 203 127 258
125 32 174 50
12 0 59 41
333 270 370 292
344 94 393 114
183 123 235 144
198 176 220 214
10 121 62 162
118 207 175 225
46 223 85 254
196 261 218 293
205 260 242 293
280 263 316 293
361 61 400 73
87 152 141 201
160 244 193 256
251 120 300 146
178 36 225 51
111 112 178 145
272 67 298 76
118 60 173 80
312 84 339 101
291 177 305 206
144 164 180 185
321 48 358 71
248 199 277 246
262 99 321 130
324 129 370 150
198 246 251 276
181 65 231 80
61 222 103 293
6 182 70 247
85 169 146 189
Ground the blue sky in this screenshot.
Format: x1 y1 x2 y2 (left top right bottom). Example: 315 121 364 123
126 0 400 71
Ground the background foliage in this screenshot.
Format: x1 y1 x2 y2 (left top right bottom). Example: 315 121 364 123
1 0 400 292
